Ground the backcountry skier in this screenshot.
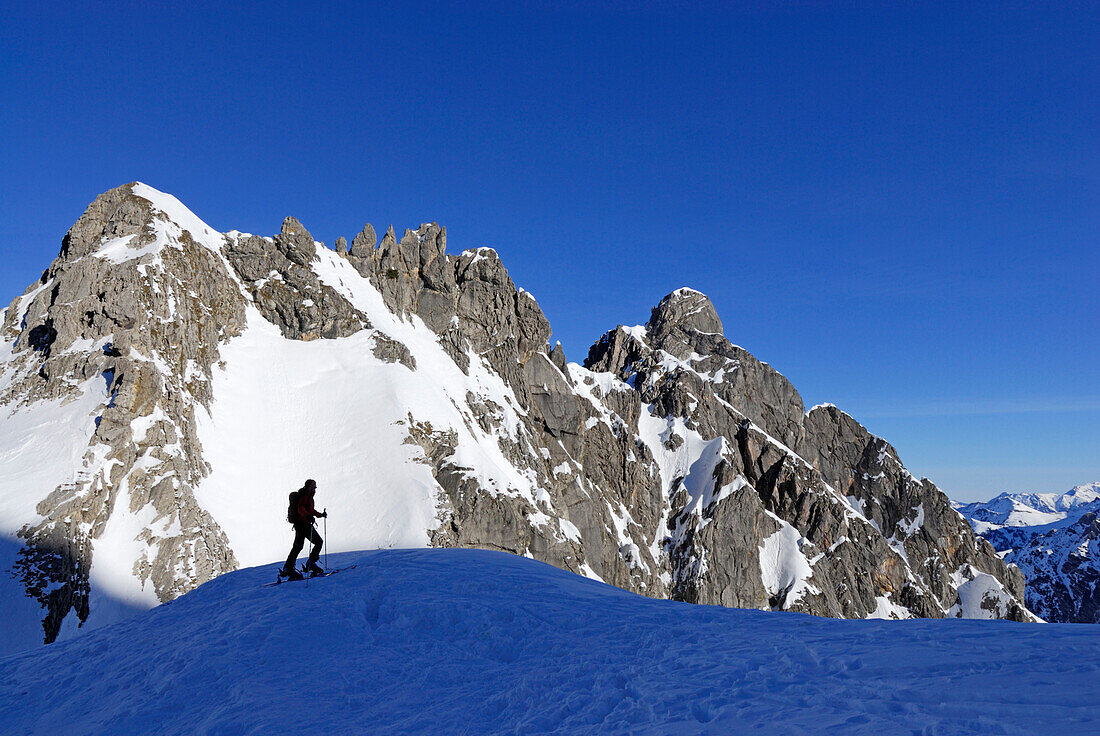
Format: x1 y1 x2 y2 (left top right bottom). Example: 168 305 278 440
281 479 328 580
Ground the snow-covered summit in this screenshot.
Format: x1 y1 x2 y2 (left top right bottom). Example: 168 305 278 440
1053 481 1100 510
57 182 225 267
129 182 226 247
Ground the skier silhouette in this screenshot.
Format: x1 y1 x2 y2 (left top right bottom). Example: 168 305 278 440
282 479 327 580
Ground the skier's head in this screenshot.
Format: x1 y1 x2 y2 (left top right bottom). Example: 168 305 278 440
303 479 317 495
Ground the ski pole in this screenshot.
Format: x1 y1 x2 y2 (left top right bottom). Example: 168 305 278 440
323 509 328 572
305 519 313 589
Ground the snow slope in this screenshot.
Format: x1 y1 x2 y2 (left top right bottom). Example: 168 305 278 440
0 351 114 652
0 549 1095 736
192 309 445 566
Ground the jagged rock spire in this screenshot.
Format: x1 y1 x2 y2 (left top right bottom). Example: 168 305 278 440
349 223 376 258
646 288 724 339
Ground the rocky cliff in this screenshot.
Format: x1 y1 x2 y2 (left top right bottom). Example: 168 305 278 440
0 184 1036 650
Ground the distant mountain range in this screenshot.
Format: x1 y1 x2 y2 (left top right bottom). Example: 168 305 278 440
956 483 1100 623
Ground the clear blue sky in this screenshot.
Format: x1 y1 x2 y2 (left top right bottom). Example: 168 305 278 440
1 2 1096 501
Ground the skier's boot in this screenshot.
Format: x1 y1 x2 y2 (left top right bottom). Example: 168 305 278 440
281 565 303 581
306 562 325 578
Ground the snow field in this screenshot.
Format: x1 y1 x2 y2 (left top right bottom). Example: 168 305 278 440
193 310 443 566
195 235 563 568
1 548 1096 736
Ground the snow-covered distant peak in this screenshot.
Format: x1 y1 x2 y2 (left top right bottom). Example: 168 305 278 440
957 483 1100 532
960 494 1064 530
956 481 1100 622
1055 482 1100 511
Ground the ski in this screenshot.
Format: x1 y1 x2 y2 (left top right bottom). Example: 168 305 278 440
265 564 357 587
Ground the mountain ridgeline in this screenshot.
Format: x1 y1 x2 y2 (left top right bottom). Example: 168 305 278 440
0 183 1034 650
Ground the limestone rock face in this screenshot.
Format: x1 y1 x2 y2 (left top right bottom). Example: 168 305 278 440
0 184 1036 650
3 184 245 643
589 289 805 450
223 218 369 340
341 229 664 597
584 289 1033 621
345 230 551 385
801 405 1029 617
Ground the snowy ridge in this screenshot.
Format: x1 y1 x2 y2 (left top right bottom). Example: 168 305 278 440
956 483 1100 533
0 549 1094 736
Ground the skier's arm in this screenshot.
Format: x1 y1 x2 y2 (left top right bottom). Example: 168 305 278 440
297 497 325 521
301 499 327 519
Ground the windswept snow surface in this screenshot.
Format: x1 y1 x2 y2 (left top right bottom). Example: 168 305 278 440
1 550 1096 736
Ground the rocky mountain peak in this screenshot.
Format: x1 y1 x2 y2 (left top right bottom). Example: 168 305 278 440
279 216 312 240
57 182 151 263
2 183 249 644
349 223 377 258
648 287 722 333
273 216 320 268
644 288 724 361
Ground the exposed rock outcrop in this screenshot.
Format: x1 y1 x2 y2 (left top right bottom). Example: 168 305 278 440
4 184 244 642
584 288 1031 620
223 218 369 341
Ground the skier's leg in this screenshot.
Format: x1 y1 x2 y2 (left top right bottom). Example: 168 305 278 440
307 526 323 568
284 525 306 572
